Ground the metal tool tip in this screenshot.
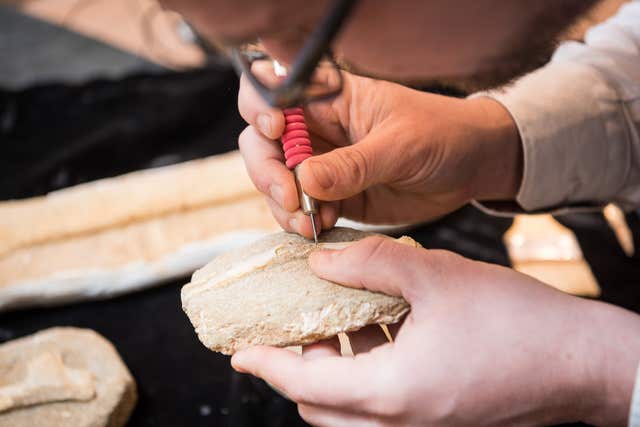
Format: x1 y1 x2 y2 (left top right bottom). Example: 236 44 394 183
309 213 318 245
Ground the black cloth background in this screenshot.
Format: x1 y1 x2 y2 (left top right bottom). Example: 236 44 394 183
0 65 638 427
0 67 240 199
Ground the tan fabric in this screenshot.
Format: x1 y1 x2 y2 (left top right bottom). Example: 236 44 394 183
473 0 640 213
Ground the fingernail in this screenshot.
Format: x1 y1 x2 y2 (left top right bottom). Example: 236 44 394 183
257 114 271 136
231 353 247 372
269 184 285 206
288 217 298 231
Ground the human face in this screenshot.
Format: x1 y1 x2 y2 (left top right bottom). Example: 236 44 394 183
161 0 595 90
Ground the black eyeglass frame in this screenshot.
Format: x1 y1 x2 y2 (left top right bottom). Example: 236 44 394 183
230 0 357 108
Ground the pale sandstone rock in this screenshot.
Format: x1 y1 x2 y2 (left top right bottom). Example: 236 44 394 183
0 196 278 312
0 351 95 413
0 327 136 427
182 228 417 355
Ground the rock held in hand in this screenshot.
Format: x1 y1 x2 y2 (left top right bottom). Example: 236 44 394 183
182 227 417 355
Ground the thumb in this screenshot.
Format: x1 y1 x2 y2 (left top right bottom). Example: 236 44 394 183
308 236 424 303
297 131 398 201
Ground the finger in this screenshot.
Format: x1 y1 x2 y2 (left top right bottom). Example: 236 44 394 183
298 404 380 427
231 345 386 410
309 236 425 303
348 325 390 355
265 197 330 241
238 71 285 139
319 201 340 232
265 197 305 233
296 127 402 201
302 337 341 360
265 196 339 241
299 211 322 240
238 126 299 212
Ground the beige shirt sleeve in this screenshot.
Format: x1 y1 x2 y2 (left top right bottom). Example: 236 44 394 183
473 0 640 214
631 360 640 427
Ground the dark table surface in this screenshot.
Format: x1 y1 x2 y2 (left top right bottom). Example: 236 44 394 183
1 66 639 427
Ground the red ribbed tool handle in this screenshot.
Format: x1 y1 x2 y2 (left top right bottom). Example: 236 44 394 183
282 107 312 169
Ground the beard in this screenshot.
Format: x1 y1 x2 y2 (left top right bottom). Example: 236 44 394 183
336 0 598 95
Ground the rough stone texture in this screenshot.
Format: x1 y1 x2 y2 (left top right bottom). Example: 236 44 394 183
0 327 136 427
182 227 417 355
0 351 95 413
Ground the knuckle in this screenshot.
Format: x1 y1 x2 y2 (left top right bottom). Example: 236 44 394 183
237 126 255 153
368 371 408 418
266 202 293 231
422 387 459 424
351 237 388 278
238 128 270 194
250 174 270 196
375 394 407 419
275 218 293 233
338 146 369 189
424 249 463 276
360 236 399 263
285 384 308 405
366 236 390 259
255 181 271 196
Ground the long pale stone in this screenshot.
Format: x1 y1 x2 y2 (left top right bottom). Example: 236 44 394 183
0 151 256 258
0 196 278 312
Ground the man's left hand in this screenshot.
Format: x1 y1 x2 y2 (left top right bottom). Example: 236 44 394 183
232 236 640 427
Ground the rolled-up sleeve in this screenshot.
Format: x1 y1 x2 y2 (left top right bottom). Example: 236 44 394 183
631 361 640 427
474 0 640 213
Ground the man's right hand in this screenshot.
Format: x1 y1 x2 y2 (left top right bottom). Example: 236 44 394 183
238 66 522 238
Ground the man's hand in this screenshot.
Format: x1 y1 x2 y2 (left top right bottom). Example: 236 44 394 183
232 237 640 426
238 67 522 239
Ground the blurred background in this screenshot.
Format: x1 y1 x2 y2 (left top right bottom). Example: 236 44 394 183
0 1 638 427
